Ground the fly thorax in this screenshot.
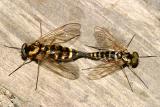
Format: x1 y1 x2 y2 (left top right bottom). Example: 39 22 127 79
122 53 132 64
28 41 41 57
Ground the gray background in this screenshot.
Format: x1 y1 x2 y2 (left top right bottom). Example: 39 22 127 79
0 0 160 107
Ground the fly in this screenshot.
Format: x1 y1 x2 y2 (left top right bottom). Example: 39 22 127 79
2 22 84 90
83 26 158 92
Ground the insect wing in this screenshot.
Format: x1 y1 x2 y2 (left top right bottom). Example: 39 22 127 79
94 26 127 51
88 60 123 80
41 60 79 80
38 23 81 45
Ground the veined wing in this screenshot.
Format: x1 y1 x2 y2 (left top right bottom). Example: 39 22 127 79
88 60 123 80
41 59 79 80
94 26 127 51
38 23 81 45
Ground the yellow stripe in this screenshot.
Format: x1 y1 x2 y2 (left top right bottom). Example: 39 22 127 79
91 53 94 58
94 53 97 59
68 48 73 59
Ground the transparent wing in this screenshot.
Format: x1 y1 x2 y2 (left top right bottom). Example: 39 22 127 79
88 60 124 80
94 26 127 51
38 23 81 45
41 60 79 80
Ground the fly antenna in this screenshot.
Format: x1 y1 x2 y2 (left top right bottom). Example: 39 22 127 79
121 68 133 92
35 61 41 90
8 60 32 76
0 44 21 50
126 34 136 48
128 67 148 89
139 55 159 58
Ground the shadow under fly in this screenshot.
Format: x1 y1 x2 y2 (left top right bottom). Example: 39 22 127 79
82 26 159 92
2 22 84 90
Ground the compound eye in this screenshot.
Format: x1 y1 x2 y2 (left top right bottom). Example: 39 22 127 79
21 43 28 60
22 43 27 49
131 58 139 68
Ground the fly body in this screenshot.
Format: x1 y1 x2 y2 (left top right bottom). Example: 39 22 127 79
4 23 82 90
84 26 158 91
86 51 139 69
21 41 86 63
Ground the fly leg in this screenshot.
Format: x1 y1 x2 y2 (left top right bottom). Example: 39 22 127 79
35 61 41 90
126 34 136 48
121 67 133 92
9 60 32 76
128 67 148 89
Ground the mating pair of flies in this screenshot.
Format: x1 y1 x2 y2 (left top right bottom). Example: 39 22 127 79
3 23 157 91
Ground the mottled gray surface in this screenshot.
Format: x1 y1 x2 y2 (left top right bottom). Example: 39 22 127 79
0 0 160 107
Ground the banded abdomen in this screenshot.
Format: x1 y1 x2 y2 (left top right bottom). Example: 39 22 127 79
48 45 87 63
85 51 120 61
33 44 121 63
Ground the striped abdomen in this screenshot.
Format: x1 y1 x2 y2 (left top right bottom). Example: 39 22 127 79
48 45 86 63
86 51 119 61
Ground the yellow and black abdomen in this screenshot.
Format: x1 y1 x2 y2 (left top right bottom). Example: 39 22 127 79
86 51 117 60
47 45 119 63
48 45 86 63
